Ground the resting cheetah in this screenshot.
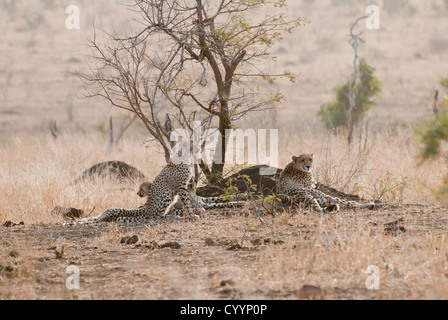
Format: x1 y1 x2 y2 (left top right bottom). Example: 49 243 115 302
277 154 375 213
137 181 152 198
78 151 196 224
137 182 248 210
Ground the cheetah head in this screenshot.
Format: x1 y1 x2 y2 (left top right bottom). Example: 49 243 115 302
292 154 314 173
137 182 152 198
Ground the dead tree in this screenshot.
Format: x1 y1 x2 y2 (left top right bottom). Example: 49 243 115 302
347 15 367 146
79 0 305 182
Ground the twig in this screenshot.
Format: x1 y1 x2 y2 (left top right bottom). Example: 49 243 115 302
115 115 138 147
50 120 58 140
107 116 114 152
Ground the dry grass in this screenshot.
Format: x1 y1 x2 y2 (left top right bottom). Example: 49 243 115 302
1 204 447 300
1 130 448 300
1 0 448 301
256 211 448 300
0 127 443 225
0 133 160 224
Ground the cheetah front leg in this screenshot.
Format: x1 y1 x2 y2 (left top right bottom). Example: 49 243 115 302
307 189 340 212
176 186 200 219
303 192 340 213
281 190 327 213
308 189 374 210
303 193 326 213
280 188 340 213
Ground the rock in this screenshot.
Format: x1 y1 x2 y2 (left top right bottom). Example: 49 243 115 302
384 218 406 236
197 165 280 197
227 243 245 251
160 242 181 249
9 249 20 258
120 235 139 245
196 165 366 203
74 161 146 184
217 279 236 294
297 285 325 300
0 265 15 274
38 256 51 262
3 221 24 228
219 279 235 287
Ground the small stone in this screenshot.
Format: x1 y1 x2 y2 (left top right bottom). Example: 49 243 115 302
160 242 181 249
219 279 235 287
9 249 20 258
120 235 139 245
3 221 24 228
298 285 325 300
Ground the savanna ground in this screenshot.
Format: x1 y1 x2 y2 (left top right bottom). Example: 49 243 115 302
1 0 448 300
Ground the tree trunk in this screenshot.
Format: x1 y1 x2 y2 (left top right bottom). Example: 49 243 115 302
211 105 231 180
347 80 357 146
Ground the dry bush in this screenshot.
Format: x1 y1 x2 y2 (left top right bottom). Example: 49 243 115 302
254 212 448 299
0 133 163 225
280 127 444 205
0 126 444 225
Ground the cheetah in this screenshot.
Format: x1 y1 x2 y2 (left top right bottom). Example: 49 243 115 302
137 182 248 210
77 149 197 224
137 181 152 198
277 154 375 213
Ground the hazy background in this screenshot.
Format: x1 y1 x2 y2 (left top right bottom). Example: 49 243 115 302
1 0 447 141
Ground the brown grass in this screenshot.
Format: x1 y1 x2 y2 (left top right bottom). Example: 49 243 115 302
2 204 447 300
2 0 448 300
0 127 443 225
1 130 448 300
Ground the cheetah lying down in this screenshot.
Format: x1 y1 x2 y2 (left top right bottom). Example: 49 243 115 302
75 159 247 224
71 153 373 225
276 154 375 213
137 182 247 210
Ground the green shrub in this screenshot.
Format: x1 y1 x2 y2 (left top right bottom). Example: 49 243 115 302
417 78 448 161
416 77 448 203
319 58 382 130
441 77 448 89
416 113 448 162
416 113 448 203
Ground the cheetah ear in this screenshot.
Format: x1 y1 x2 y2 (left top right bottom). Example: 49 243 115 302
310 154 314 158
292 156 298 162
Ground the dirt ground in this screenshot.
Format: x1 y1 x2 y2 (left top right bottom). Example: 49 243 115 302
1 203 447 300
2 0 448 301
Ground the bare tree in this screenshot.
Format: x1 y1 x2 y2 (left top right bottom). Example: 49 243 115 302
347 15 367 146
79 0 305 182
